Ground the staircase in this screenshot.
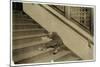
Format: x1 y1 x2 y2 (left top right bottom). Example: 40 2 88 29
22 4 93 60
12 10 81 64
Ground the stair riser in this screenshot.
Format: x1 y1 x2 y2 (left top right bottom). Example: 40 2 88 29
13 33 48 40
13 37 42 46
13 21 37 24
13 25 42 29
13 16 31 19
13 30 46 36
14 49 54 64
13 22 34 25
32 50 71 63
13 43 46 56
13 48 53 63
13 18 34 21
13 14 31 19
55 54 80 62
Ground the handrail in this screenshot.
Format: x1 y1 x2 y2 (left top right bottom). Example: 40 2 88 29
40 4 93 44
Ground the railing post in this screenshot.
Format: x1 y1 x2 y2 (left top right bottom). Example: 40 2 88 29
65 6 71 19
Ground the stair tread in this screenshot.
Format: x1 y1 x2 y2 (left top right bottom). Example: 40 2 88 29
13 18 33 21
13 22 37 25
55 54 80 61
13 31 46 37
19 49 71 63
13 48 54 62
13 37 42 46
13 24 41 29
33 49 71 63
13 28 45 32
13 38 51 50
13 33 48 40
13 13 24 16
13 15 29 19
13 24 38 26
13 21 34 24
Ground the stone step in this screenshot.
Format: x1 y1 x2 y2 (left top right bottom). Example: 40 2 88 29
13 37 42 47
13 38 51 50
13 24 42 29
13 33 48 40
55 53 81 62
13 28 46 32
13 13 30 19
33 49 71 63
16 49 71 64
13 29 47 37
13 18 34 22
13 48 54 62
13 21 34 25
